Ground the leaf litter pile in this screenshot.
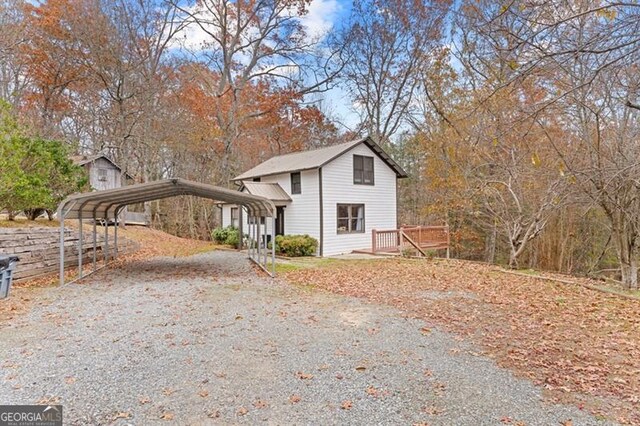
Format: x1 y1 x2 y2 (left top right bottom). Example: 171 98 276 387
285 258 640 424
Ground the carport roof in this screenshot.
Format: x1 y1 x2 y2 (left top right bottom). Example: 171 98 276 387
58 178 276 220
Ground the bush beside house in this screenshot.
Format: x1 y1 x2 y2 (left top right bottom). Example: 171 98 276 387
273 234 318 257
211 226 240 247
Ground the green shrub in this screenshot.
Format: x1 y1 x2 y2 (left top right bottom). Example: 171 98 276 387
225 228 240 247
273 234 318 257
211 226 240 246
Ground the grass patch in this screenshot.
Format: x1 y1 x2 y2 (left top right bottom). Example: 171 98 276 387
516 268 540 276
275 263 304 274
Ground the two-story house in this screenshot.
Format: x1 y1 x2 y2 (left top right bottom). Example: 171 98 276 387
219 136 408 256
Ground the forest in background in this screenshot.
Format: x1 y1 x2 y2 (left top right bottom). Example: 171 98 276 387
1 0 640 288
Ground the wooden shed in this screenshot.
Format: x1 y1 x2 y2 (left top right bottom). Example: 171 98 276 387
70 154 149 225
70 154 126 191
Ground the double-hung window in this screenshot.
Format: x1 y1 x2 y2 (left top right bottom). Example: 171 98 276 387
291 172 301 194
337 204 365 233
230 207 239 228
353 155 374 185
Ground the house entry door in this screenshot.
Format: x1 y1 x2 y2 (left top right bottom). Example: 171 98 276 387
276 207 285 236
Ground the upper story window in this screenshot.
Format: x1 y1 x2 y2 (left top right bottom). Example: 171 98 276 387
353 155 374 185
291 172 301 194
252 177 261 182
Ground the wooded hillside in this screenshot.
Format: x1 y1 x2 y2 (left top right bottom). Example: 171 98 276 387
1 0 639 288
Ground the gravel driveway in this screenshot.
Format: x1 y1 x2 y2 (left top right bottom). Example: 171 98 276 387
0 251 612 425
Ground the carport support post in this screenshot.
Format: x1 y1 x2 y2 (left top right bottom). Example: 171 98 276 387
92 219 97 272
249 218 254 258
238 207 243 250
271 216 276 275
59 208 65 286
262 218 267 267
104 219 109 264
257 218 262 263
114 209 118 260
78 210 83 278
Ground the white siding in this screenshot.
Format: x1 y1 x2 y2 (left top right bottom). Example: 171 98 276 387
321 144 397 256
260 169 320 242
220 204 251 230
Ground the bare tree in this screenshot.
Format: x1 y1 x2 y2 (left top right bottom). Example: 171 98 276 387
335 0 450 145
172 0 344 180
0 1 29 109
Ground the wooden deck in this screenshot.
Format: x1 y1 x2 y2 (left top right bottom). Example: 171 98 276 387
355 225 450 257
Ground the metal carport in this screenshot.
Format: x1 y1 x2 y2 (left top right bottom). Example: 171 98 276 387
56 178 276 285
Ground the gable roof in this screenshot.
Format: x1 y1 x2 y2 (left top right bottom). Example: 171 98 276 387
232 136 408 181
70 154 121 170
240 182 292 202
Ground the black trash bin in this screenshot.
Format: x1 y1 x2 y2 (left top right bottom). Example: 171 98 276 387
0 255 19 299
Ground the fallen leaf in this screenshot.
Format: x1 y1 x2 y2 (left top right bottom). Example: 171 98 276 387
296 371 314 380
237 406 248 416
113 412 131 420
423 405 444 415
160 412 174 420
254 399 268 409
289 395 301 404
198 390 209 398
341 400 353 410
138 396 151 405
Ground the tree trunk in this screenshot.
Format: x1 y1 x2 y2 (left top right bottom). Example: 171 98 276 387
620 257 638 290
485 222 497 263
612 223 638 290
509 244 519 269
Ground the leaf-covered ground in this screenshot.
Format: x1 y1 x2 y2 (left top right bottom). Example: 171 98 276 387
285 258 640 424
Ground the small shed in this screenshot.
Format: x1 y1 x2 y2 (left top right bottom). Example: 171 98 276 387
70 154 148 225
71 154 128 191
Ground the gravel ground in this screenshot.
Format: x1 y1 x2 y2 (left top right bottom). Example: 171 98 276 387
0 251 615 425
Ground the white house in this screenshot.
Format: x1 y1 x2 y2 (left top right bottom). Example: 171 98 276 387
219 137 408 256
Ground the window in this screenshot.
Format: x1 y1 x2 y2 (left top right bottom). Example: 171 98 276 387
291 172 301 194
337 204 365 233
97 168 108 182
248 216 265 225
230 207 239 228
353 155 374 185
252 177 261 182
